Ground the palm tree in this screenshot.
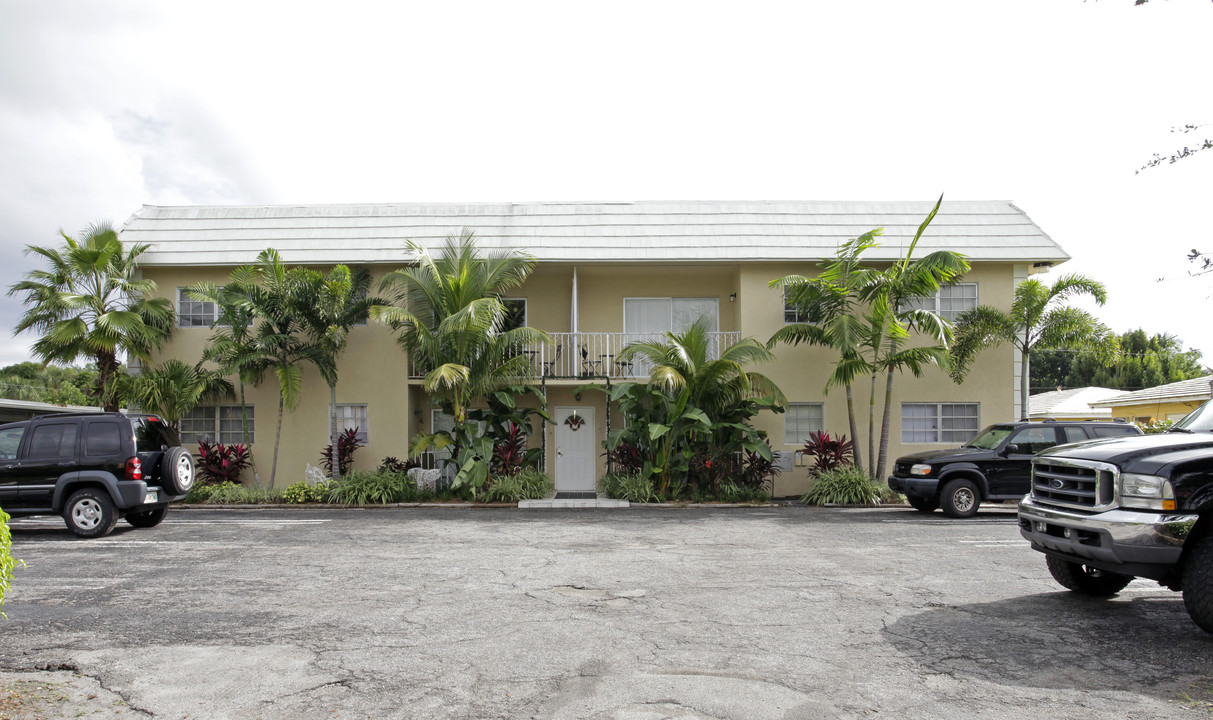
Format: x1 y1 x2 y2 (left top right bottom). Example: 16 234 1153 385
186 270 267 485
858 197 970 479
294 265 378 481
125 359 234 432
372 230 549 490
619 316 785 420
949 273 1111 419
769 230 882 471
8 222 175 410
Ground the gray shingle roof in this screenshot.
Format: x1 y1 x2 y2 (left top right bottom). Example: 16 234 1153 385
1028 387 1122 419
118 200 1069 267
1088 376 1213 407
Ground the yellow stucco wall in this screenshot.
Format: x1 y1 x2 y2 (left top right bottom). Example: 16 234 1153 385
142 260 1023 495
1105 399 1206 424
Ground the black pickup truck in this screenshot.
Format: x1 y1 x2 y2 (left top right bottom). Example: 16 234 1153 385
1019 401 1213 633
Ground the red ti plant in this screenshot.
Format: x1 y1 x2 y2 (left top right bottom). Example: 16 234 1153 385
801 430 855 476
196 440 251 485
320 427 366 477
491 421 531 475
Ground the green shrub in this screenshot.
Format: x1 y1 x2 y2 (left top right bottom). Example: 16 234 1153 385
801 466 885 506
482 468 552 503
716 481 770 503
185 481 282 504
281 482 331 504
328 470 415 505
599 471 658 503
1 507 24 619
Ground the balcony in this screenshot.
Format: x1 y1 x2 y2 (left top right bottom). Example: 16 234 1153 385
407 331 741 381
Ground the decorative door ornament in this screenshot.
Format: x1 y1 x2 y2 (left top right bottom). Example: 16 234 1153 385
563 412 584 431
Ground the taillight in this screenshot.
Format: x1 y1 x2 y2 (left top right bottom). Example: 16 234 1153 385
126 456 143 481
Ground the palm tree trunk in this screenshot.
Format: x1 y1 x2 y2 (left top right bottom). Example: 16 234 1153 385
845 383 862 471
1021 348 1031 421
271 393 285 488
867 370 878 478
877 364 895 481
329 382 340 481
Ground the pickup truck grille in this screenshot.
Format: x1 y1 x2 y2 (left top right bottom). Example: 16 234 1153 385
1031 458 1117 511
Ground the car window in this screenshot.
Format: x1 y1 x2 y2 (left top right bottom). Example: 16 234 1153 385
1062 426 1088 443
1008 426 1059 454
1091 425 1140 438
84 422 122 457
965 426 1014 449
0 427 25 461
26 424 78 459
134 419 179 452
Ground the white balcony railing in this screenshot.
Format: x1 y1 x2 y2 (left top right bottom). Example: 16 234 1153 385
408 331 741 380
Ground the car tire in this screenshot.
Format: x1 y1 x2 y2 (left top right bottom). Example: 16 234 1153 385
63 488 118 538
161 446 195 495
125 505 168 528
1046 555 1132 597
939 478 980 518
907 496 938 513
1182 533 1213 634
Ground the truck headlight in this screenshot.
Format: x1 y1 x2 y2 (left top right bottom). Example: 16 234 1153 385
910 464 933 476
1120 473 1176 511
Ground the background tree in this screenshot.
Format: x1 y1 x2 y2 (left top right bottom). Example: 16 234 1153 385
0 362 94 406
124 359 234 432
1032 329 1207 391
294 265 378 481
373 230 548 491
950 274 1113 416
8 222 175 410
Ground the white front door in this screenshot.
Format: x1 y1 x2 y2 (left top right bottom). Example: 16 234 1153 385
554 405 596 493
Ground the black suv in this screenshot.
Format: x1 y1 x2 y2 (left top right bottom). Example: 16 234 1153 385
0 412 194 538
888 420 1143 518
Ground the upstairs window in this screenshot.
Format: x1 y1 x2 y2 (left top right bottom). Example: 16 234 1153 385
904 283 978 323
177 287 217 327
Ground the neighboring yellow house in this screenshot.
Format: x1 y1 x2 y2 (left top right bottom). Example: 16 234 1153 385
1088 375 1213 424
119 200 1070 496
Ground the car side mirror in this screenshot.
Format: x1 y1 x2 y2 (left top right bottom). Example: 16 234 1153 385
1003 443 1021 455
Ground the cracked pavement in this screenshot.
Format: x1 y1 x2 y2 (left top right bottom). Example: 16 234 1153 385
2 505 1210 719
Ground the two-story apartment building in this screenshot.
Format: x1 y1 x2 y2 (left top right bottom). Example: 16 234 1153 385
119 200 1069 496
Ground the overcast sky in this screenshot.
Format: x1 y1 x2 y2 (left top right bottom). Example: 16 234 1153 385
1 0 1211 371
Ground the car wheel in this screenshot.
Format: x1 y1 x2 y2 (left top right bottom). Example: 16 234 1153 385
907 496 938 513
1182 533 1213 633
161 446 195 495
125 505 168 528
63 488 117 538
940 478 980 518
1046 555 1132 597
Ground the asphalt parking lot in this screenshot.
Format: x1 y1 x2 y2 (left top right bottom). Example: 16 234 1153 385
2 505 1210 719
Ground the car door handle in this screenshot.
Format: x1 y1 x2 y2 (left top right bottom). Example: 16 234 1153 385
57 461 77 467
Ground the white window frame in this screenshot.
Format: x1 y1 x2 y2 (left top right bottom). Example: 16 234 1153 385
783 288 810 324
901 402 980 444
784 402 825 445
177 287 217 328
336 404 369 443
181 405 254 446
905 283 978 323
